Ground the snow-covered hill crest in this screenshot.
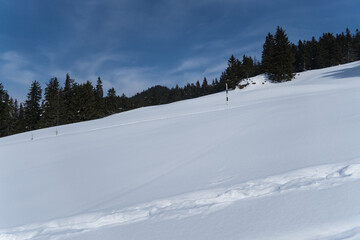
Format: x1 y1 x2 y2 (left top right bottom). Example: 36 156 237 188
1 61 360 240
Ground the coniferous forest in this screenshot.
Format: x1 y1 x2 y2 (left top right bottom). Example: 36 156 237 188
1 27 360 137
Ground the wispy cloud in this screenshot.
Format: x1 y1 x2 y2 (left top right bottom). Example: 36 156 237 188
100 66 157 96
170 58 210 74
2 0 357 102
0 52 38 86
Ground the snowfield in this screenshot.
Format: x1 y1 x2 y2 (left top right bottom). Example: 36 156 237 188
1 61 360 240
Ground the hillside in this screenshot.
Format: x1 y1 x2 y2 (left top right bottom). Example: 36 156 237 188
1 61 360 240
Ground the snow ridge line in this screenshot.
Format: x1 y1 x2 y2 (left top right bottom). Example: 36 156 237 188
310 225 360 240
0 105 232 147
1 161 360 240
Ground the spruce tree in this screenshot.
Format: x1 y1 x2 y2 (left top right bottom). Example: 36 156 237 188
262 27 295 82
318 33 342 68
24 80 42 131
73 81 96 121
0 83 11 137
343 28 358 62
220 55 242 89
95 76 105 117
63 73 76 123
41 77 61 128
355 29 360 59
242 55 255 79
253 57 262 76
202 77 208 95
8 98 19 135
262 32 275 74
119 93 128 111
308 37 320 69
195 80 201 96
105 87 118 114
169 85 182 102
295 40 306 72
17 103 26 133
273 26 295 81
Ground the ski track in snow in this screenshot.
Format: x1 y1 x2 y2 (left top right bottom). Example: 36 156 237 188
1 160 360 240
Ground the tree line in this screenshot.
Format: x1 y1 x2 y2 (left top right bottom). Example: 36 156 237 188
1 27 360 137
0 74 223 137
222 26 360 88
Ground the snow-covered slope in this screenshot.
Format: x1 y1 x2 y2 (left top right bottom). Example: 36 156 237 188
1 61 360 240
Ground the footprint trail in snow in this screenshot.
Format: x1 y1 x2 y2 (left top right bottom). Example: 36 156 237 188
1 160 360 240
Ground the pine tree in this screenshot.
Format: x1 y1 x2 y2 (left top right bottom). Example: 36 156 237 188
105 87 118 114
63 73 76 123
318 33 342 68
41 77 61 128
302 40 312 70
8 98 19 135
119 93 128 111
343 28 358 62
195 80 201 95
263 27 295 82
308 37 320 69
17 103 26 133
169 85 182 102
295 40 306 72
73 81 97 121
24 80 42 131
220 55 242 89
262 32 275 74
242 55 255 79
213 78 221 92
253 57 262 76
202 77 208 95
0 83 11 137
355 29 360 59
272 26 295 81
95 76 105 117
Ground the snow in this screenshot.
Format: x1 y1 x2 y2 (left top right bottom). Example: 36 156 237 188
1 61 360 240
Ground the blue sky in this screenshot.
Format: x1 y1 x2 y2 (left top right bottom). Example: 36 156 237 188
0 0 359 101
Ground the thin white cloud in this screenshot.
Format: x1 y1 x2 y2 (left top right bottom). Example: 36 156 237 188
0 51 38 86
72 53 127 74
226 40 264 58
203 61 227 77
170 57 210 74
105 67 156 96
62 64 158 97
